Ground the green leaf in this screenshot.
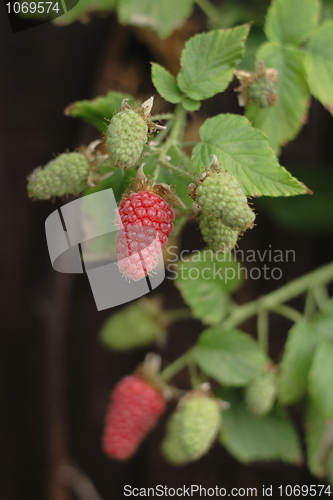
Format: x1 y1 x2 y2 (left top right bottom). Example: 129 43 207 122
246 43 310 154
117 0 194 39
65 91 134 132
265 0 320 45
195 327 267 386
305 21 333 114
53 0 117 25
192 113 308 197
305 397 333 478
278 302 333 405
316 301 333 342
175 251 242 324
278 321 319 405
182 97 201 112
177 25 250 101
308 338 333 419
255 167 333 234
219 388 302 464
151 63 182 104
99 297 165 351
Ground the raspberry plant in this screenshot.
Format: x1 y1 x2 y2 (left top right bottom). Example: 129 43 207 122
27 0 333 489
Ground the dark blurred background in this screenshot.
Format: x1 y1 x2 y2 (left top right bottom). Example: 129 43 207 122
1 1 333 499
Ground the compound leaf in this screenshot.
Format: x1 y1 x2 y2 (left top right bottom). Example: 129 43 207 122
195 326 267 385
219 388 303 464
305 397 333 478
278 321 319 405
151 63 182 104
305 21 333 114
175 251 242 324
177 25 250 101
65 91 133 132
308 338 333 419
117 0 194 39
265 0 320 45
192 113 308 197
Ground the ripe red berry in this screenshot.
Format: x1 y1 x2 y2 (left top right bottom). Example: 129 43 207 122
116 191 175 280
102 374 166 461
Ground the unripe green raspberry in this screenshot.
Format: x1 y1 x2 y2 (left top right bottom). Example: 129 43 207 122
244 371 277 416
106 109 148 169
27 152 89 200
179 396 221 459
234 61 278 108
199 212 238 253
196 171 255 232
248 77 278 109
99 297 166 351
161 410 193 466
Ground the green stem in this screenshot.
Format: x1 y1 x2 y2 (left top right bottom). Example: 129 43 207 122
159 349 194 383
222 261 333 329
188 358 202 389
304 289 317 320
151 113 175 121
161 160 195 180
272 304 304 324
164 308 193 322
153 103 187 183
195 0 222 23
257 310 269 354
313 285 330 311
158 262 333 387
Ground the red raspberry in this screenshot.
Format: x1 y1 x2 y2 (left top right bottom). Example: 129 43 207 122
102 374 166 460
116 191 175 280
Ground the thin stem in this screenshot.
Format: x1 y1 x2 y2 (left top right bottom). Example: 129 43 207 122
222 261 333 329
257 310 269 354
164 308 193 322
195 0 222 23
151 113 175 121
59 460 103 500
158 263 333 391
153 103 187 183
159 349 193 382
272 304 304 324
313 285 330 311
304 289 317 320
188 358 202 389
161 160 195 180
